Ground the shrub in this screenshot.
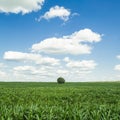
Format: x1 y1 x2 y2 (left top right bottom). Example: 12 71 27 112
57 77 65 84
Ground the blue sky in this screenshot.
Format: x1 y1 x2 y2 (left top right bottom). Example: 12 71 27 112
0 0 120 82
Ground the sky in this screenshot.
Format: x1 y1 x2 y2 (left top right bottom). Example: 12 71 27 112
0 0 120 82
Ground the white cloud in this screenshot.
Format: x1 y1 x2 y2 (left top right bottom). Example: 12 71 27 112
14 66 35 72
13 65 59 81
63 57 70 62
62 57 97 80
117 55 120 59
4 51 60 66
65 58 97 70
14 66 42 76
0 63 5 67
57 69 69 74
32 28 102 55
12 58 96 82
115 65 120 71
38 5 71 21
0 0 44 14
3 54 97 82
14 65 54 75
0 63 7 78
2 56 98 82
68 28 101 43
64 57 97 71
114 55 120 71
0 71 6 76
2 28 102 82
72 12 80 17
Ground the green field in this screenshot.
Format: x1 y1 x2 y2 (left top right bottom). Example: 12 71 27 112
0 82 120 120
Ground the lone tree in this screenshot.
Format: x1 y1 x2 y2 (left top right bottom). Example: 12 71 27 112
57 77 65 84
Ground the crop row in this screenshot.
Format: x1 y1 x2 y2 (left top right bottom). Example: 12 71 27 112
0 82 119 119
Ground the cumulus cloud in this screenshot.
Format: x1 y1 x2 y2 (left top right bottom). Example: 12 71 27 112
4 51 60 66
115 65 120 71
13 65 60 80
72 12 80 17
2 28 102 82
14 66 35 72
64 58 97 70
12 57 96 81
3 51 98 81
64 57 97 71
37 5 71 22
56 69 69 74
0 63 5 67
62 57 97 80
32 28 102 55
64 62 96 81
0 0 44 14
117 55 120 59
114 55 120 71
14 66 46 76
0 63 7 78
0 71 6 76
3 52 98 81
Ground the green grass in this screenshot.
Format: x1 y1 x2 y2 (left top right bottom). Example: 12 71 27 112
0 82 120 120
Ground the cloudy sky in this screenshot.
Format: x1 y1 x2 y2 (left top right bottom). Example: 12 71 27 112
0 0 120 82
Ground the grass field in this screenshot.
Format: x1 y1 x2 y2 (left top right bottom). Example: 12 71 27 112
0 82 120 120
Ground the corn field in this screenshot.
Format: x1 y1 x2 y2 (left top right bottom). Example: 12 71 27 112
0 82 120 120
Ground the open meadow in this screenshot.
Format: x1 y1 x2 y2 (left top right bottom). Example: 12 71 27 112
0 82 120 120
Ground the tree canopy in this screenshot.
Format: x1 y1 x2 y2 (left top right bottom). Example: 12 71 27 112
57 77 65 84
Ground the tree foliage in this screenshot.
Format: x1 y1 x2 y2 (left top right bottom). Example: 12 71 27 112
57 77 65 84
